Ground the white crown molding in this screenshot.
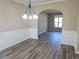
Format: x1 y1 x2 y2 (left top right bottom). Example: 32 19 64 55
33 0 65 6
14 0 66 6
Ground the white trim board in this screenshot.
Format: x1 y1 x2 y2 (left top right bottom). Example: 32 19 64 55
74 33 79 54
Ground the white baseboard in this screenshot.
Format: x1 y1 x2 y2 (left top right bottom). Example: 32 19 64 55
0 28 38 51
38 30 47 35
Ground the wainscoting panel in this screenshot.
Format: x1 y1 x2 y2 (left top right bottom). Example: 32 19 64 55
29 28 38 39
62 31 77 46
0 28 38 51
62 31 78 54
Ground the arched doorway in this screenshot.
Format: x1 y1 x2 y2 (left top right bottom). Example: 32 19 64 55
38 9 63 44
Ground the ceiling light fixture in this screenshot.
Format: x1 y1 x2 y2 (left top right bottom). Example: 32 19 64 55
22 0 38 20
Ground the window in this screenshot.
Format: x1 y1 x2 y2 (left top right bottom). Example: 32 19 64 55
54 15 63 28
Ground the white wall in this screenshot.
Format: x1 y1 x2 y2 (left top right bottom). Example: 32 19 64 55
38 12 48 34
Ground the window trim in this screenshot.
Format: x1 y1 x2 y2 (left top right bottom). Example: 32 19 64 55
54 15 63 28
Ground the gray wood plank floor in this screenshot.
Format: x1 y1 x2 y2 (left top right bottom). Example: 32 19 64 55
0 32 79 59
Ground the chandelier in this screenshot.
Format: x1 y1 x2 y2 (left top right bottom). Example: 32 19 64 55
22 0 38 20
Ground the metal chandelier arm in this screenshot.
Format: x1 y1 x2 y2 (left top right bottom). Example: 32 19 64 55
22 0 38 20
29 0 31 8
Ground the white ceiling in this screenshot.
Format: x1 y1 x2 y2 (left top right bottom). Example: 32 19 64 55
14 0 66 6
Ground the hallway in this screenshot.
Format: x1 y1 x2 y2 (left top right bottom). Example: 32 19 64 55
39 32 61 43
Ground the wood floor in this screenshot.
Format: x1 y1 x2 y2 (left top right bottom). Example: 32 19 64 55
0 32 79 59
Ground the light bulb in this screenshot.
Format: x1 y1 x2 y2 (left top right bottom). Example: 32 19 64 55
22 14 27 20
29 15 32 20
33 14 38 20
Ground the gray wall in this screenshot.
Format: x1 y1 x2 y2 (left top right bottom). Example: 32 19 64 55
47 13 62 32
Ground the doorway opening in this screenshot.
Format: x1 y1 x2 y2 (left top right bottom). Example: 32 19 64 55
38 9 63 44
